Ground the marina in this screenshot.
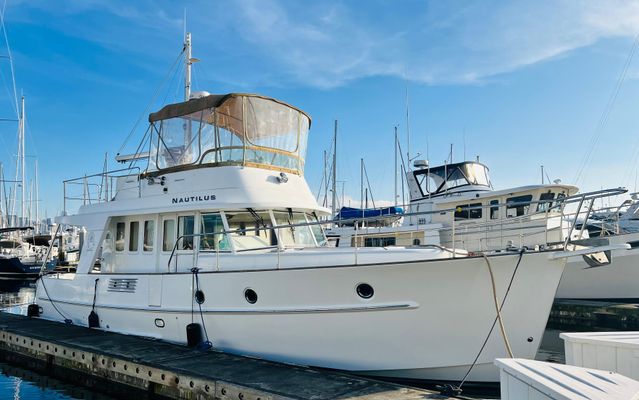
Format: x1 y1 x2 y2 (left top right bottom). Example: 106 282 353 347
1 2 639 399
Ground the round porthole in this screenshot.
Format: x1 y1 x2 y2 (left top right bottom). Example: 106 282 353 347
356 283 374 299
244 288 258 304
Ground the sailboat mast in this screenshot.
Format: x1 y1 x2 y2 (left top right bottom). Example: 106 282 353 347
331 120 337 217
35 159 39 233
20 95 25 226
360 158 364 210
394 126 398 207
0 163 4 229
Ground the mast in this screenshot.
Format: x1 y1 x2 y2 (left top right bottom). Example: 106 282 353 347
394 126 398 206
405 84 410 168
35 159 39 233
184 32 192 101
541 165 544 184
19 95 25 226
360 158 364 210
0 163 4 229
331 120 337 217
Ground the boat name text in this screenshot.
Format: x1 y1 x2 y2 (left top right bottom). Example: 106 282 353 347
172 195 216 204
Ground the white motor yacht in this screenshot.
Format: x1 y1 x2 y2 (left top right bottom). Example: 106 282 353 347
32 35 621 384
328 160 580 252
30 91 584 384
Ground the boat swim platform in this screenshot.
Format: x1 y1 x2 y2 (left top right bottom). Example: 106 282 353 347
0 312 450 400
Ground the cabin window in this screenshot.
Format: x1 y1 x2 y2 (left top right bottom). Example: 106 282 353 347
200 213 230 251
225 211 276 250
115 222 125 252
490 200 499 219
455 203 482 220
537 192 556 212
177 216 195 250
129 221 139 252
307 213 328 246
506 195 533 217
364 237 396 247
162 219 176 251
143 220 154 252
273 210 316 247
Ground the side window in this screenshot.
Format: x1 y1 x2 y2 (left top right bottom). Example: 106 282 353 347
129 221 139 252
454 203 482 220
364 237 396 247
469 203 482 219
506 195 533 218
455 205 469 220
143 220 155 252
537 192 555 212
115 222 125 252
200 213 230 251
162 219 176 251
177 215 195 250
490 200 499 220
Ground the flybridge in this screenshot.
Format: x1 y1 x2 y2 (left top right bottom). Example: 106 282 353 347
145 93 312 177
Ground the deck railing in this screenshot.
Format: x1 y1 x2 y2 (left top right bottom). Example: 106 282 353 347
62 167 141 215
165 187 628 272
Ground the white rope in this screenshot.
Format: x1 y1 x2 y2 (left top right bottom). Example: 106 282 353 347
482 253 514 358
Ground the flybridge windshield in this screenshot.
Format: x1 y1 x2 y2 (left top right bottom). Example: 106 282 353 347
147 94 310 175
414 161 492 196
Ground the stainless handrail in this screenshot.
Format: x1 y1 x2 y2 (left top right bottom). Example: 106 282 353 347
163 187 626 270
63 167 141 213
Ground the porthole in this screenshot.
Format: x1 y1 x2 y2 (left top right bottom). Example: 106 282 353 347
356 283 374 299
154 318 165 328
244 288 258 304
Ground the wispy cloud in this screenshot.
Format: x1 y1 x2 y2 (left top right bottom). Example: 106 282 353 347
9 0 639 89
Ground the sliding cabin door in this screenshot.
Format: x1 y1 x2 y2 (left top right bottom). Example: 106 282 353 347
158 213 198 273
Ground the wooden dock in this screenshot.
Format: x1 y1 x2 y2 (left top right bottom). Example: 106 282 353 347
0 312 450 400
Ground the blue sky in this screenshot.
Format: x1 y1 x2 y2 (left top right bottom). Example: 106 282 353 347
2 0 639 216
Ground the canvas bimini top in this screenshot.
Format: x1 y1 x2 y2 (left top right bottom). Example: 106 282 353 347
411 161 493 198
146 93 312 176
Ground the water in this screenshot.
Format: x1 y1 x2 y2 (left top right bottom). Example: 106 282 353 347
0 284 635 399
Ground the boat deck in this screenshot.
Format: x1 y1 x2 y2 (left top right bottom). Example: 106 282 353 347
0 312 451 399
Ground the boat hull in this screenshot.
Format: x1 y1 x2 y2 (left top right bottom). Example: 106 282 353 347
555 232 639 300
36 251 564 383
0 257 46 280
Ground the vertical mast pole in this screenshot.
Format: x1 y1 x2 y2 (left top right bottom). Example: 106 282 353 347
394 126 398 207
184 33 192 101
331 120 337 217
0 163 4 229
541 165 544 184
405 84 410 169
20 95 25 227
35 159 39 233
28 180 32 226
360 158 364 210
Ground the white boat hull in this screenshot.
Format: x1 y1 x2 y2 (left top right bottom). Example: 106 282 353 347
556 232 639 300
37 250 565 383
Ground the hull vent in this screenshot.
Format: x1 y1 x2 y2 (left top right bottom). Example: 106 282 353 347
107 278 137 293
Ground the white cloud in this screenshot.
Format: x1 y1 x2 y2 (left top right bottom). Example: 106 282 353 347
10 0 639 88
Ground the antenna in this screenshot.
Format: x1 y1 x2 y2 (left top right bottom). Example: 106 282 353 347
183 9 187 42
541 165 544 184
